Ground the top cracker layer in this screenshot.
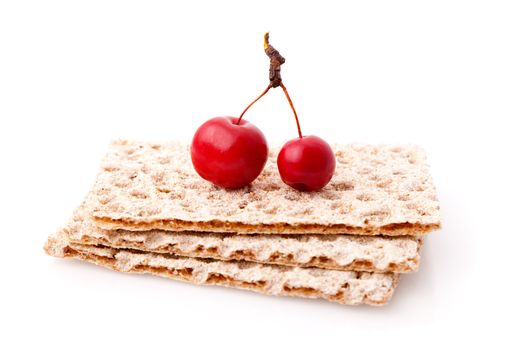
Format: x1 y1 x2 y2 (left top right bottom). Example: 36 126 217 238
90 140 440 235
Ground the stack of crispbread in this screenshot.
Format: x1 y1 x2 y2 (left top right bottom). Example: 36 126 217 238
44 140 440 306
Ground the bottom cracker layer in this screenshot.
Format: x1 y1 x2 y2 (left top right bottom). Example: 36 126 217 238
45 231 400 306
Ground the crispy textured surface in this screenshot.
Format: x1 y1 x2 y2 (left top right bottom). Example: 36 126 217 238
90 141 440 235
45 231 399 306
70 203 423 273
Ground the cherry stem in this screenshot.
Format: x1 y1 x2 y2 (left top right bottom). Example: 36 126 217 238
280 82 303 138
237 85 271 124
236 33 304 139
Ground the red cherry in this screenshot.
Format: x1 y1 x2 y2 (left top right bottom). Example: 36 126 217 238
277 135 336 192
191 116 268 189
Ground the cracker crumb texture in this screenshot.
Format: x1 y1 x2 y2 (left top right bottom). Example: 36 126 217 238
90 141 440 234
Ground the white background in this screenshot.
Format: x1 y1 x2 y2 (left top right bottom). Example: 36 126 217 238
1 1 508 349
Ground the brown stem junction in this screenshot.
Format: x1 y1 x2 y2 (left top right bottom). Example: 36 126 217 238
236 33 303 138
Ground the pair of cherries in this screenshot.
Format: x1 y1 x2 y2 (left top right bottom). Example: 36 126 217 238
190 34 336 192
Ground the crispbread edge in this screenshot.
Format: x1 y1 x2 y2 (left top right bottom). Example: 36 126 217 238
44 232 399 306
94 216 439 236
70 200 423 273
76 233 421 273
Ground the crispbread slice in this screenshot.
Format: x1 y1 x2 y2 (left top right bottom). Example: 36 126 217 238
70 203 423 273
90 141 440 235
44 231 399 306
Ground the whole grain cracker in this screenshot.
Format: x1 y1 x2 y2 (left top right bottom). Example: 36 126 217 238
70 202 423 273
45 230 399 306
90 141 440 235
